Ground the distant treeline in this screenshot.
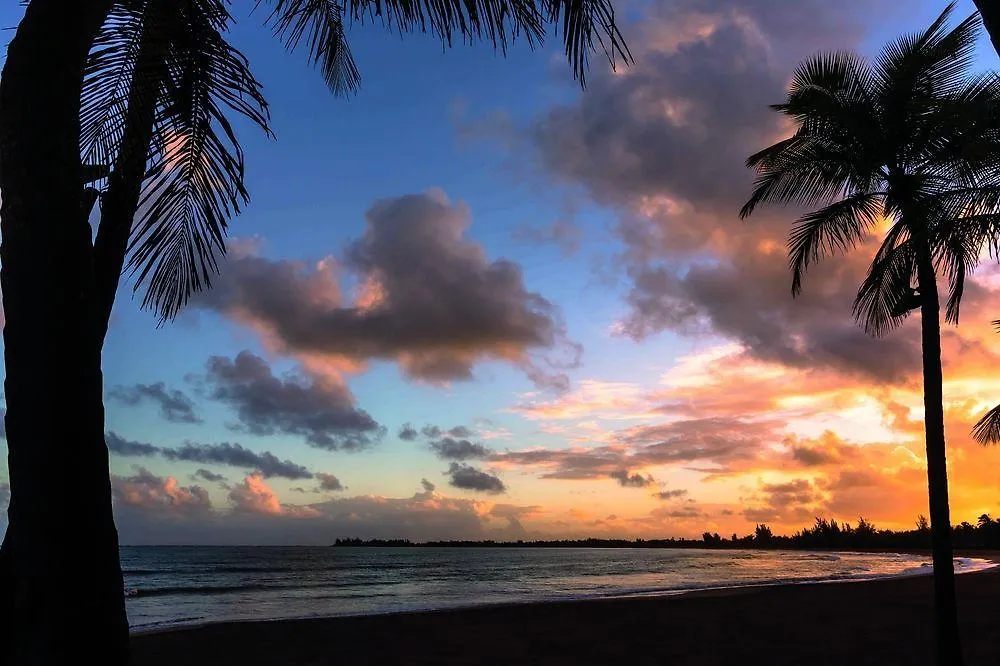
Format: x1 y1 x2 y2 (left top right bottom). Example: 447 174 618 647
332 514 1000 550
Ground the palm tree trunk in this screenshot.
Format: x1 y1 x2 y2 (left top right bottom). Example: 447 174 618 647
974 1 1000 61
917 247 964 666
0 1 125 664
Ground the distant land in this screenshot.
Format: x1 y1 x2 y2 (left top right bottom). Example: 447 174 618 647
333 516 1000 550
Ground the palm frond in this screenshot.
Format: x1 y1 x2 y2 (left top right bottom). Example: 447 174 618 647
874 2 979 99
972 404 1000 444
82 2 157 180
263 0 630 89
543 0 632 85
126 0 271 321
262 0 360 95
787 191 884 295
853 224 917 337
911 72 1000 180
740 138 862 218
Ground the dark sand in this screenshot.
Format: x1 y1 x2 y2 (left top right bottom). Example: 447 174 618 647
132 566 1000 666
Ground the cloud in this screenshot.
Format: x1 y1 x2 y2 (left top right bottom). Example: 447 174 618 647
609 470 655 488
0 483 8 511
492 416 775 479
428 437 492 461
420 478 436 492
201 351 384 450
112 466 212 514
315 472 344 492
651 505 705 520
398 423 418 441
522 0 924 384
105 429 316 481
228 473 318 517
192 468 227 483
653 489 688 500
489 503 543 536
106 431 160 457
742 479 824 524
161 441 313 480
194 191 579 389
108 382 202 424
446 463 506 494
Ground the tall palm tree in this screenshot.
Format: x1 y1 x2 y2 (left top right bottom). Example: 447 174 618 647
974 1 1000 60
0 1 630 664
739 6 1000 665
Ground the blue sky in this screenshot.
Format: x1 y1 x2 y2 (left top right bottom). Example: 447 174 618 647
4 1 1000 544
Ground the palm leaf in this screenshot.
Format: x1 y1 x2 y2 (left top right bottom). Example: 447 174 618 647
126 0 271 321
853 223 917 337
972 404 1000 445
787 191 884 295
263 0 361 95
262 0 631 88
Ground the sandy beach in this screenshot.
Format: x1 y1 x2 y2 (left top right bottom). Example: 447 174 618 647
132 563 1000 666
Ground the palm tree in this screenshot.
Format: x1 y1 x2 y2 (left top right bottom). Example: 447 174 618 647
974 1 1000 60
0 1 630 663
971 328 1000 445
739 6 1000 665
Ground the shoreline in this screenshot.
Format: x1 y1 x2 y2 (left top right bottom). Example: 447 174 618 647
131 566 1000 665
128 551 999 636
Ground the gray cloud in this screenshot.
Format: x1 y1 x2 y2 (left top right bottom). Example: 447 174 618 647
429 437 492 461
446 463 506 494
106 431 160 457
653 489 688 500
420 478 436 492
108 382 201 424
526 0 917 384
398 423 418 441
195 191 579 389
420 425 476 439
202 351 384 450
493 417 775 479
105 428 316 481
162 441 313 480
609 469 655 488
742 479 821 523
192 468 227 483
315 472 344 492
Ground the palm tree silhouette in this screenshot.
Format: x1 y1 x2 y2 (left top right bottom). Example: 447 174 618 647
740 5 1000 665
0 1 630 663
971 329 1000 446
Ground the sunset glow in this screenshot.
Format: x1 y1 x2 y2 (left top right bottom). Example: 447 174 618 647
3 0 999 547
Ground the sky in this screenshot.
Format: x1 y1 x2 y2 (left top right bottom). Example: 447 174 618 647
3 0 1000 545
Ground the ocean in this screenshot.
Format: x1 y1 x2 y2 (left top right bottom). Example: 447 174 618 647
122 546 994 632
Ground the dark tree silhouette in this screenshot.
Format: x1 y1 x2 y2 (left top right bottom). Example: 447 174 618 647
974 0 1000 60
739 6 1000 666
0 1 630 664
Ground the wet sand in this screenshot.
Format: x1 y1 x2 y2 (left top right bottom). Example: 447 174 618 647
132 565 1000 666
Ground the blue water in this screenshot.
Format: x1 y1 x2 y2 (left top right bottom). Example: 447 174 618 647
121 546 994 631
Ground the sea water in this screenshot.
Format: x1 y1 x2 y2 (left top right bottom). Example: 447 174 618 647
121 546 994 631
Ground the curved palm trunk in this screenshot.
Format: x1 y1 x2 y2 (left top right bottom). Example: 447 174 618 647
974 1 1000 60
0 1 125 664
917 248 963 666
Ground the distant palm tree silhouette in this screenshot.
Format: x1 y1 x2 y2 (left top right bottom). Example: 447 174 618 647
739 5 1000 665
971 331 1000 445
0 1 630 664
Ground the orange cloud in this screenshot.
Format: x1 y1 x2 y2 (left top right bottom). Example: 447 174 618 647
229 473 319 518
